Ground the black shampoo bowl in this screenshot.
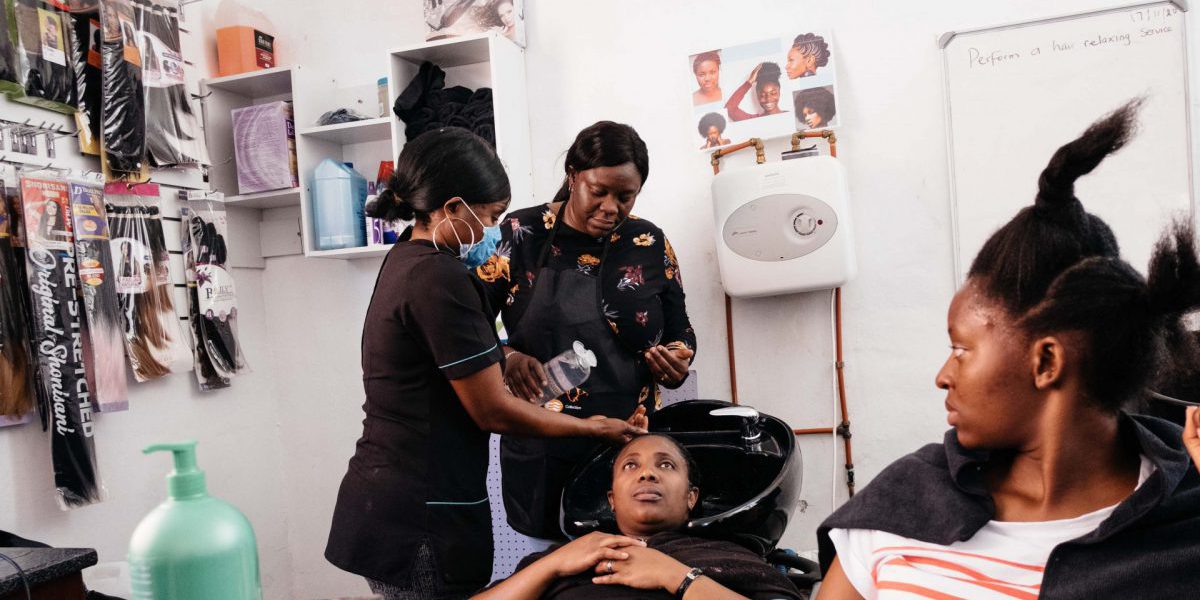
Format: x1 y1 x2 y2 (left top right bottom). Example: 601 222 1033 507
561 400 802 555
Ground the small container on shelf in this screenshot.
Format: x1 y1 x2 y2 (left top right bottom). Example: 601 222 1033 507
311 160 367 251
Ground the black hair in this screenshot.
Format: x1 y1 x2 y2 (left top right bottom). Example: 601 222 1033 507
692 50 720 72
794 86 836 121
968 99 1200 411
968 101 1137 314
791 33 831 67
612 433 702 490
369 127 510 224
754 62 782 95
697 112 726 137
551 121 649 204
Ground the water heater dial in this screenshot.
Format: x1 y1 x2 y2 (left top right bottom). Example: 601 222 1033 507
793 213 818 236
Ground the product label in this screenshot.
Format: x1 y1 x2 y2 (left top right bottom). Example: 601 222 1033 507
22 179 73 251
87 19 101 67
254 29 274 68
38 8 66 66
110 236 150 293
141 32 185 88
196 264 236 319
101 0 140 66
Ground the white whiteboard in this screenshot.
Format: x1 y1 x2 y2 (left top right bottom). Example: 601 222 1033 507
942 2 1194 280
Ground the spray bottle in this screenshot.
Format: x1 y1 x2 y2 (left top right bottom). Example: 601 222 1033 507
128 441 263 600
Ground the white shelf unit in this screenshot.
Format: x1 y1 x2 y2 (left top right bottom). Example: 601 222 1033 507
388 33 532 212
199 66 298 203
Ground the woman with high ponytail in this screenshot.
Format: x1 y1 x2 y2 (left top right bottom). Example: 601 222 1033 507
815 102 1200 599
326 128 646 600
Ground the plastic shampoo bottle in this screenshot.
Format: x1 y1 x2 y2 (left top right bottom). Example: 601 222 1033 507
128 441 263 600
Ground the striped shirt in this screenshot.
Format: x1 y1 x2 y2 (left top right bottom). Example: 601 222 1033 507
829 456 1153 600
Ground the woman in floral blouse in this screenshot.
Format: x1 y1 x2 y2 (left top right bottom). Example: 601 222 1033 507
475 121 697 540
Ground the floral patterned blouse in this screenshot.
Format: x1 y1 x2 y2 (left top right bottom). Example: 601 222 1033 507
475 203 696 390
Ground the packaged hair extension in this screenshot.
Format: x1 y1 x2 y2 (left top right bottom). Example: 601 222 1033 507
99 0 147 181
70 180 127 410
0 165 35 420
104 182 188 380
11 0 77 113
141 0 206 167
20 170 104 508
181 196 244 390
66 7 101 155
0 1 24 93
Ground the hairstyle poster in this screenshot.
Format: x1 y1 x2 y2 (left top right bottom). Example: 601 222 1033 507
688 31 840 151
424 0 525 47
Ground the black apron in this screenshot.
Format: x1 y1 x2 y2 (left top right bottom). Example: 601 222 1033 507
500 202 647 539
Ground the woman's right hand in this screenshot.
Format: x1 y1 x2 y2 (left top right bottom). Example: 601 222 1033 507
504 350 548 402
547 532 647 578
590 415 646 444
745 63 763 85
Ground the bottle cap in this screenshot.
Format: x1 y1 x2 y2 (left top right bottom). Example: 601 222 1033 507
572 340 597 368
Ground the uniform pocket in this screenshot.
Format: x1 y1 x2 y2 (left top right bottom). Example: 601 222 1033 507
425 501 493 588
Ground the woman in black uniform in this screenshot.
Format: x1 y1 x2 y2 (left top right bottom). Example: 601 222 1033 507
474 122 696 541
325 128 646 600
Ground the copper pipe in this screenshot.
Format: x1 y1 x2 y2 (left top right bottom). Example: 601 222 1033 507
834 287 855 496
793 427 834 436
724 294 738 405
710 138 765 174
790 129 838 158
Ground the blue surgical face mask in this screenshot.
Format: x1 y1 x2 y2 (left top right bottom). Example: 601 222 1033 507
464 224 500 269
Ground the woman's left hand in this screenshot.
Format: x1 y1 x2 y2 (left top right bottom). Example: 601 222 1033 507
1185 407 1200 474
645 344 694 387
592 545 690 592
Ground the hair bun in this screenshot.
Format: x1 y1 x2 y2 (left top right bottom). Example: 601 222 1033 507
369 188 415 221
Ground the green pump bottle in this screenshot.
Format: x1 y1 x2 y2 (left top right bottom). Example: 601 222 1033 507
128 441 263 600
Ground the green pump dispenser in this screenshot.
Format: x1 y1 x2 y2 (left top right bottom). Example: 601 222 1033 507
128 441 263 600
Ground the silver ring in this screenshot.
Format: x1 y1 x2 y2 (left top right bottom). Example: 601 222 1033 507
606 560 614 573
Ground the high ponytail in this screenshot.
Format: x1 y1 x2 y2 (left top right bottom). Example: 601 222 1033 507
969 100 1138 314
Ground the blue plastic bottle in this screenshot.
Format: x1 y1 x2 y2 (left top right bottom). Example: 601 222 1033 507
312 159 367 250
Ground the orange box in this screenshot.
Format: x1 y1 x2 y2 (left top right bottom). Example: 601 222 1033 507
216 26 275 77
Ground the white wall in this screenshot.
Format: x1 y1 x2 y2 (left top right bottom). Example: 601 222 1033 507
4 2 1196 600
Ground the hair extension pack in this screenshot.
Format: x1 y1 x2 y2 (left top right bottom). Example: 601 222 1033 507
70 179 128 411
0 165 36 421
20 170 104 508
142 0 206 167
10 0 77 113
181 196 245 390
66 3 102 155
105 182 189 381
99 0 147 181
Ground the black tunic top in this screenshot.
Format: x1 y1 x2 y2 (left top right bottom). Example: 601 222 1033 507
326 240 505 590
504 531 803 599
818 413 1200 598
474 204 696 409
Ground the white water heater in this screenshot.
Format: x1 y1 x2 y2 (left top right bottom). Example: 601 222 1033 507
711 155 856 298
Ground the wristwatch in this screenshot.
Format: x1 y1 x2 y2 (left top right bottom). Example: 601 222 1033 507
674 567 704 598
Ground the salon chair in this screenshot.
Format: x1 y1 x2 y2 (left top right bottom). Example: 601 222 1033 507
561 400 821 593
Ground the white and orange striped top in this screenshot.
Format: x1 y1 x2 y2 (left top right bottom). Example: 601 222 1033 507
828 456 1153 600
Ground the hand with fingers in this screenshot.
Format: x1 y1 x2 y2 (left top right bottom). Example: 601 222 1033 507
644 343 694 387
503 349 548 403
548 532 647 578
591 545 690 592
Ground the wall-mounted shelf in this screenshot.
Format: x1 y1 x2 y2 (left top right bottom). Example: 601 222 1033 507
203 66 294 98
298 118 392 144
224 187 302 209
